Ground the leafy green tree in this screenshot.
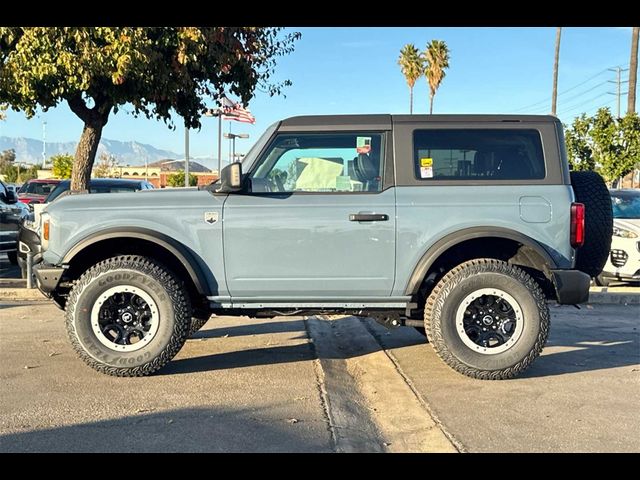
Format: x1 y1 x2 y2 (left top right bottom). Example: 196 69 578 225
398 44 424 114
0 27 300 191
564 114 597 171
0 148 16 173
2 163 38 183
601 111 640 182
167 170 197 187
51 153 74 179
424 40 450 114
564 108 640 183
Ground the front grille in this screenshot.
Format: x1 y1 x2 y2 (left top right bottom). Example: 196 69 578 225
636 242 640 253
610 249 628 268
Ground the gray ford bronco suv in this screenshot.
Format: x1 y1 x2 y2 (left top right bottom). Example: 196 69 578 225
32 114 612 379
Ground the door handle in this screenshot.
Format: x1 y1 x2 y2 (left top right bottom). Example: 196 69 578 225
349 213 389 222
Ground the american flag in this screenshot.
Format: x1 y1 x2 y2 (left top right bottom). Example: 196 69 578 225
220 96 256 124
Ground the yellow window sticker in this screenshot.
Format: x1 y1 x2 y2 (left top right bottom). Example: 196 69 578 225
420 157 433 167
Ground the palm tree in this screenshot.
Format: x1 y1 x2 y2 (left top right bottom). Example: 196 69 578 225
551 27 562 115
628 27 639 114
424 40 450 114
398 44 423 114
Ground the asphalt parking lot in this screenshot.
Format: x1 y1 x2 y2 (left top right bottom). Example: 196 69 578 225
1 298 638 452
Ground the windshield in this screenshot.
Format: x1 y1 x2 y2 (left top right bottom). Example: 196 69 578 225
45 183 69 203
19 181 58 195
239 121 280 173
611 191 640 219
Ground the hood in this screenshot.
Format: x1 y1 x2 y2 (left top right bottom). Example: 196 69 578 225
45 187 217 215
614 218 640 232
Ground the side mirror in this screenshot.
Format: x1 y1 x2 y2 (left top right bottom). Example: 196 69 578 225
1 190 18 204
216 162 243 193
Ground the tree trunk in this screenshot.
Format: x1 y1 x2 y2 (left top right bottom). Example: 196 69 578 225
628 27 639 114
410 86 413 114
429 93 434 114
71 121 103 191
551 27 562 115
67 95 111 191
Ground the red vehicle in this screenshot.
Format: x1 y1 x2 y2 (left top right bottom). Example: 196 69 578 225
17 179 62 204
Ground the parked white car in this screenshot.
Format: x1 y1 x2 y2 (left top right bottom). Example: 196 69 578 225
596 189 640 286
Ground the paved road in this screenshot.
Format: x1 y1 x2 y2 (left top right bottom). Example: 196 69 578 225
0 300 638 452
366 303 640 452
0 304 334 452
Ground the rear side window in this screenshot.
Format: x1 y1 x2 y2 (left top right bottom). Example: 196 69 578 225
413 129 545 180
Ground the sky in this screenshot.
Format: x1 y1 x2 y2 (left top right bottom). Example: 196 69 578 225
0 27 636 169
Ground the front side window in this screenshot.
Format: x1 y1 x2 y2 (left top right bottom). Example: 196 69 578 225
413 129 545 181
250 132 384 193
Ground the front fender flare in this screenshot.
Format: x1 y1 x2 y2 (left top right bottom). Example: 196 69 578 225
61 227 211 296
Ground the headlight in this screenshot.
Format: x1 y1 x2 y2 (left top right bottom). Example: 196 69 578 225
612 226 638 238
41 212 50 250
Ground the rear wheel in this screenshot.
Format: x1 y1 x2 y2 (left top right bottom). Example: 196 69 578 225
425 259 549 380
65 255 191 377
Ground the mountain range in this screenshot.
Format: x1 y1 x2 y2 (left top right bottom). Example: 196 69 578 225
0 136 182 166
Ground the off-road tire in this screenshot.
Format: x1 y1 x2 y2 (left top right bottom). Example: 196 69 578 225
424 259 549 380
570 171 613 277
65 255 191 377
189 315 210 336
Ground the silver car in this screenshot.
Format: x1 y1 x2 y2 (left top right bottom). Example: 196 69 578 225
595 189 640 286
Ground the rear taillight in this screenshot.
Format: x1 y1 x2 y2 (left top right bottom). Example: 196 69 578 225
570 202 585 248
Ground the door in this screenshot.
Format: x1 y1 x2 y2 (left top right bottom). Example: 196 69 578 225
223 131 396 299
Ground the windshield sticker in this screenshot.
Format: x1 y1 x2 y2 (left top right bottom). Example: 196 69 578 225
357 136 372 154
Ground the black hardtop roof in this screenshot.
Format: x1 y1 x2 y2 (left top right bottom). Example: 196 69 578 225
280 114 559 129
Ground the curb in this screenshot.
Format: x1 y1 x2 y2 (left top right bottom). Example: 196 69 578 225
588 287 640 305
0 288 47 301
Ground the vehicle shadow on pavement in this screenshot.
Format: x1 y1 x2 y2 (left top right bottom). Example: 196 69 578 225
0 407 332 453
162 317 426 376
192 318 308 339
364 316 640 379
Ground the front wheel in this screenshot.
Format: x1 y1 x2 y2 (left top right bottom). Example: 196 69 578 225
65 255 192 377
424 259 549 380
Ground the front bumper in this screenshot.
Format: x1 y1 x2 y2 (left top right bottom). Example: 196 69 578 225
17 224 42 263
550 269 591 304
33 262 64 295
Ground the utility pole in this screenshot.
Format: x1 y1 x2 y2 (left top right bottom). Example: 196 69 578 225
41 120 47 169
184 126 190 187
608 66 629 118
551 27 562 115
629 27 639 114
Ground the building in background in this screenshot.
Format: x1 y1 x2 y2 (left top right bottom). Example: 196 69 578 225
109 159 218 188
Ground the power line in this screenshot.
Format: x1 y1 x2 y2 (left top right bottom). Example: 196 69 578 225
557 91 610 116
560 80 609 104
524 80 611 114
513 67 611 112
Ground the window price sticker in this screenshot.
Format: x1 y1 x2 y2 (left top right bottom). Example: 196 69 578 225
420 157 433 178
